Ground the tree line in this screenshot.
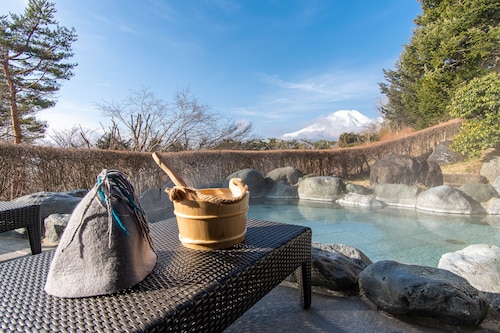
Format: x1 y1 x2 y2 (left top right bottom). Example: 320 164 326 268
1 0 252 151
1 0 499 157
379 0 499 158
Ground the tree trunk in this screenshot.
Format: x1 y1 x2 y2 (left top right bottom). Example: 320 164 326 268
2 52 22 144
7 85 22 144
8 98 22 144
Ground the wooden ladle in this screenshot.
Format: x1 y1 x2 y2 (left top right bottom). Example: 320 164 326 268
152 152 248 204
152 152 188 188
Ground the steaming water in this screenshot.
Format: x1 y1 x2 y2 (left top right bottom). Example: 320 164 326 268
247 199 500 267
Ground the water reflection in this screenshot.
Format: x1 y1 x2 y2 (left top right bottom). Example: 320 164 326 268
247 198 500 267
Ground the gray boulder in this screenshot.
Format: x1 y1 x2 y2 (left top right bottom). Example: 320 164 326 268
297 176 345 201
139 186 174 223
266 166 303 185
443 174 489 187
480 156 500 183
310 243 372 292
493 175 500 194
459 183 498 203
359 260 490 326
64 190 89 198
484 292 500 316
427 140 464 165
13 191 81 224
345 183 372 195
44 214 71 244
373 184 421 208
416 185 485 214
266 181 298 199
337 193 385 209
483 198 500 214
370 154 443 188
225 169 268 198
438 244 500 293
479 156 500 183
314 243 372 265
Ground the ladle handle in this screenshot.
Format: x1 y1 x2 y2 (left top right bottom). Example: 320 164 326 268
152 152 188 188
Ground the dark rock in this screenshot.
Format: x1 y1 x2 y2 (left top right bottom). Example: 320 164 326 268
359 260 490 326
266 166 304 185
266 181 298 199
203 180 224 188
370 154 443 188
291 243 372 292
311 251 364 292
224 169 268 198
484 292 500 315
297 176 345 201
459 183 498 203
416 185 485 214
427 141 464 165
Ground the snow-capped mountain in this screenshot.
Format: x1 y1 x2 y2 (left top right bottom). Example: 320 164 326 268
282 110 377 141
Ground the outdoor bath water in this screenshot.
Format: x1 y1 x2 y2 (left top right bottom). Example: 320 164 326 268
247 199 500 267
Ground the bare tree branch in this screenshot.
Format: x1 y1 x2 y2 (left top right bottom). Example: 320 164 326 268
96 86 252 151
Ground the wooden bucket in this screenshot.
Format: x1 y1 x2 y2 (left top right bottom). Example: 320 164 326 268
169 187 249 250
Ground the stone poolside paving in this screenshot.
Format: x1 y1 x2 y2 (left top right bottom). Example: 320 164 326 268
0 232 57 262
1 233 498 332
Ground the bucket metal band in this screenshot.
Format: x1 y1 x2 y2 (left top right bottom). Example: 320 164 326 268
173 207 249 220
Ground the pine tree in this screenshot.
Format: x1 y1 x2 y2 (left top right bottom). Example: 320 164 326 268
379 0 499 130
448 72 500 159
0 0 77 143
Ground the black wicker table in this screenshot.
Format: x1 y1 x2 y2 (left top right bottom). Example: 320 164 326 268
0 217 311 332
0 201 41 255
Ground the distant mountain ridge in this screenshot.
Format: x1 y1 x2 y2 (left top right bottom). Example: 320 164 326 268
282 110 377 141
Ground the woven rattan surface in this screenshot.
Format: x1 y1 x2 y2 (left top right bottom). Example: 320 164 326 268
0 202 41 255
0 218 311 333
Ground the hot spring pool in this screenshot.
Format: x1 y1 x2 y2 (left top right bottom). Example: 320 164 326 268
247 199 500 267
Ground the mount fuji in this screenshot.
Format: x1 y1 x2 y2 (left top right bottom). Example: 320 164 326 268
282 110 378 141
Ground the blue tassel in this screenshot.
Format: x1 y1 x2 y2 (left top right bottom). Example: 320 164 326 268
96 175 130 237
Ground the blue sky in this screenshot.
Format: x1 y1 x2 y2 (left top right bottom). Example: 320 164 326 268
4 0 422 139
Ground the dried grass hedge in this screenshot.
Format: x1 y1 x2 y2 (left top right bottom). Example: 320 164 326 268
0 119 461 200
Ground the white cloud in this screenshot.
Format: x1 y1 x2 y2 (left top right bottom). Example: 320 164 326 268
260 70 376 98
38 100 110 134
239 68 380 121
260 74 326 93
231 67 384 137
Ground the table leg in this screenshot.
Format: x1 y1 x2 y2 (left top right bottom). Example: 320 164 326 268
296 260 312 309
26 206 41 255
